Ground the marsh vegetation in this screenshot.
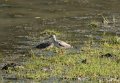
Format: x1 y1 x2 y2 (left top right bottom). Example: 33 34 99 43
1 35 120 83
0 0 120 83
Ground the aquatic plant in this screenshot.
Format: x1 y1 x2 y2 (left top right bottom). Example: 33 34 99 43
101 36 120 44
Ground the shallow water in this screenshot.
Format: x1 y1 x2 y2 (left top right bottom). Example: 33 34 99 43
0 0 120 82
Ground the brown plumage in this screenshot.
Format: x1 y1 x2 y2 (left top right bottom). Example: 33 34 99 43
50 35 72 48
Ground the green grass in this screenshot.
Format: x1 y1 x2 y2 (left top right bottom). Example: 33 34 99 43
89 20 99 28
5 36 120 82
40 29 61 36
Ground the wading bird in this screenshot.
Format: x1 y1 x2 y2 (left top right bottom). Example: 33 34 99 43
36 41 54 49
50 35 72 48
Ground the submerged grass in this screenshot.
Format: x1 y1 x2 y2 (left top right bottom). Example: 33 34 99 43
5 36 120 82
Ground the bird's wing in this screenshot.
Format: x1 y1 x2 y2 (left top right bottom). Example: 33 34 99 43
57 40 71 48
36 42 53 49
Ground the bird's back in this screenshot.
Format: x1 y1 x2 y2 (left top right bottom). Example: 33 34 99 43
36 42 53 49
55 40 72 48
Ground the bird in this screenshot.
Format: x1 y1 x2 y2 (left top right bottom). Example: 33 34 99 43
50 35 72 48
36 41 54 49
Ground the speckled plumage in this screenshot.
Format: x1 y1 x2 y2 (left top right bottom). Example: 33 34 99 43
51 35 72 48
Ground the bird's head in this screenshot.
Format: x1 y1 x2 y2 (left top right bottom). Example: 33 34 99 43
50 35 57 41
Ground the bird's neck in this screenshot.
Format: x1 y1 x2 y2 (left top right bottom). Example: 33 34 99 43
53 38 57 42
52 36 57 42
